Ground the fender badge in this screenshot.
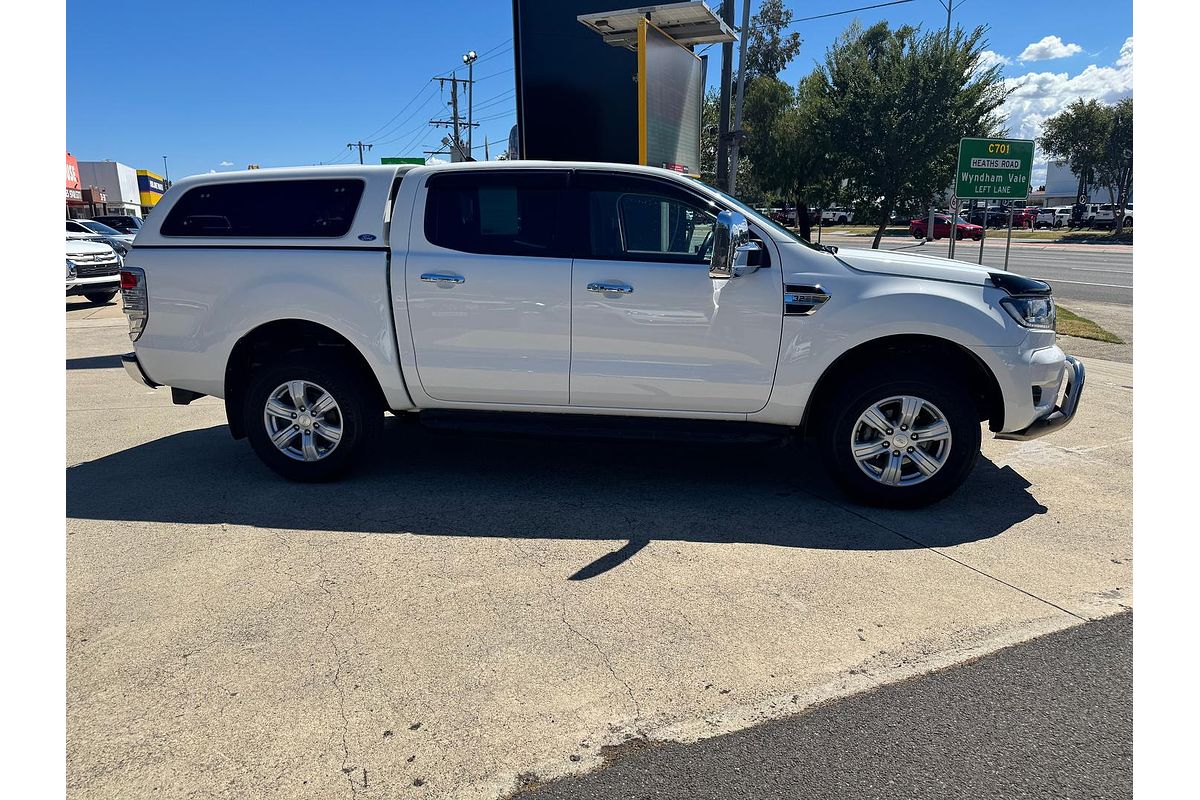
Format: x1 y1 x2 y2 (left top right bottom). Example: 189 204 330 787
358 233 377 241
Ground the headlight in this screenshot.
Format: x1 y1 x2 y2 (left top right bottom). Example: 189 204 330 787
1000 296 1056 329
66 258 77 280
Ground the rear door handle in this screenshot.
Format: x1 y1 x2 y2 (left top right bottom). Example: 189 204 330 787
420 272 465 284
587 281 633 294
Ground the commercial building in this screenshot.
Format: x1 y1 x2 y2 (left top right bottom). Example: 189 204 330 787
1044 160 1133 208
136 169 166 216
67 152 112 219
77 160 142 218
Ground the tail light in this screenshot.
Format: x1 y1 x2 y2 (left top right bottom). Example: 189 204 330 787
120 267 148 342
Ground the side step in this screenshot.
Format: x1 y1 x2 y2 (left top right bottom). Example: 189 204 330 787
415 410 793 446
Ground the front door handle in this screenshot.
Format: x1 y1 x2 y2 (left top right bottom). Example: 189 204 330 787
420 272 465 284
587 281 634 295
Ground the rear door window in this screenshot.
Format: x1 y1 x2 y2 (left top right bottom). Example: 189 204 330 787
423 170 568 257
160 179 365 237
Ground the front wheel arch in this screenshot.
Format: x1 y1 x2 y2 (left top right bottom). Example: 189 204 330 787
801 334 1005 437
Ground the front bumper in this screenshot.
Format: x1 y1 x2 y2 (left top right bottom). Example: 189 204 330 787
66 274 120 296
995 355 1085 441
121 352 159 388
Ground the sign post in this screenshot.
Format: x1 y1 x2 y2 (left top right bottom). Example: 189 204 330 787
954 137 1034 269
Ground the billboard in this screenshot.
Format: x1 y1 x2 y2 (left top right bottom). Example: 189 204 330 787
66 152 83 202
512 0 639 163
137 169 166 207
638 19 702 175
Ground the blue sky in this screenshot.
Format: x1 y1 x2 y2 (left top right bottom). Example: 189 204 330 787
67 0 1131 184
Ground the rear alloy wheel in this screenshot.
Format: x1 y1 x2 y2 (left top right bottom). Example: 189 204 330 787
913 229 924 240
243 356 381 481
820 366 981 507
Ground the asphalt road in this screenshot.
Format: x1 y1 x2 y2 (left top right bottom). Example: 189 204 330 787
818 233 1134 306
519 611 1132 799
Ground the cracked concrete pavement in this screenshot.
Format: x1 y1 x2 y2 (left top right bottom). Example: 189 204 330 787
66 298 1132 799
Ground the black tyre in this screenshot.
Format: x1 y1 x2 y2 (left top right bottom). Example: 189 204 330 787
84 290 118 305
242 354 382 482
955 229 964 240
912 229 924 240
818 364 981 508
838 215 848 224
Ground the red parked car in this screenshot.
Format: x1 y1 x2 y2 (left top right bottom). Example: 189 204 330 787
910 214 984 240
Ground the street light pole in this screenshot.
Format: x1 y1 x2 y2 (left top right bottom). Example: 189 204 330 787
162 155 170 187
462 50 478 156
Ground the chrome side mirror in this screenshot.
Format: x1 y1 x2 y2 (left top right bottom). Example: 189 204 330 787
709 210 750 279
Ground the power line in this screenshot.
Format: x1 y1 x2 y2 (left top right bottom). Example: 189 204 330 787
791 0 914 24
361 81 437 142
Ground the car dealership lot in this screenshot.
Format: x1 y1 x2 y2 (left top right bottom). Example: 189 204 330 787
67 301 1131 799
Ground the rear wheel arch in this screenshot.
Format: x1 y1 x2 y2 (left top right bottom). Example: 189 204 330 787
224 319 386 440
801 334 1005 436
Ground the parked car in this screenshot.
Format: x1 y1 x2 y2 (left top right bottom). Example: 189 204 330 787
820 207 853 225
1009 206 1037 229
66 237 121 304
1035 207 1069 229
1119 204 1132 228
66 219 133 256
92 215 145 235
909 214 983 241
1081 203 1117 228
119 162 1084 507
966 205 1008 228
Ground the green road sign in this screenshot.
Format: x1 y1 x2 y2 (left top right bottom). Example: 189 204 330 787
380 157 425 165
955 137 1034 200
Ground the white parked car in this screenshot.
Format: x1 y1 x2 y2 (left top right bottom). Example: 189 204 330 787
1035 206 1071 229
119 163 1084 507
820 207 853 225
66 237 122 304
67 218 135 256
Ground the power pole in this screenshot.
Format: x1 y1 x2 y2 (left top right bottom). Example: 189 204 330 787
715 0 735 190
347 141 373 164
938 0 961 48
727 0 752 194
432 75 476 161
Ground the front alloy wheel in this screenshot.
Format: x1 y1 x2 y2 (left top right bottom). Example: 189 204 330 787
850 395 952 487
819 364 981 507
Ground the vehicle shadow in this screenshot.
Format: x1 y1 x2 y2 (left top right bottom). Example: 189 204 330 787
66 355 124 370
66 421 1046 579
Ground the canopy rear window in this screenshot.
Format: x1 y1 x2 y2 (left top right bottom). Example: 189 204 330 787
161 179 365 238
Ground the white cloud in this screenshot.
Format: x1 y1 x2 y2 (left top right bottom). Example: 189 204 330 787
1116 36 1133 68
976 50 1012 73
997 39 1132 171
1019 35 1083 62
218 160 233 167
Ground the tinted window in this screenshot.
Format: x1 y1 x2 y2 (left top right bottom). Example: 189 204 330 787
424 171 566 257
161 179 365 237
580 173 717 262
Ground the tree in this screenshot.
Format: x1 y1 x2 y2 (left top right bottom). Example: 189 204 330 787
1040 98 1112 226
744 0 803 79
1096 97 1133 233
808 22 1009 248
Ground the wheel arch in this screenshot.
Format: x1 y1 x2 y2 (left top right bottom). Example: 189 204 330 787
800 334 1005 436
224 319 387 440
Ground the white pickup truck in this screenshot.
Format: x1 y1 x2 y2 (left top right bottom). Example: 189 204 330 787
119 163 1084 506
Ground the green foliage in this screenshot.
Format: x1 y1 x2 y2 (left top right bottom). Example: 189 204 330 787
1040 96 1134 233
745 0 803 79
807 21 1009 246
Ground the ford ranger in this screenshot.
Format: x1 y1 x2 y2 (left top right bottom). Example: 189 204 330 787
118 163 1084 506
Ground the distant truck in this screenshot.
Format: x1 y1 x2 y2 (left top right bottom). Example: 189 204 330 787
119 162 1084 507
